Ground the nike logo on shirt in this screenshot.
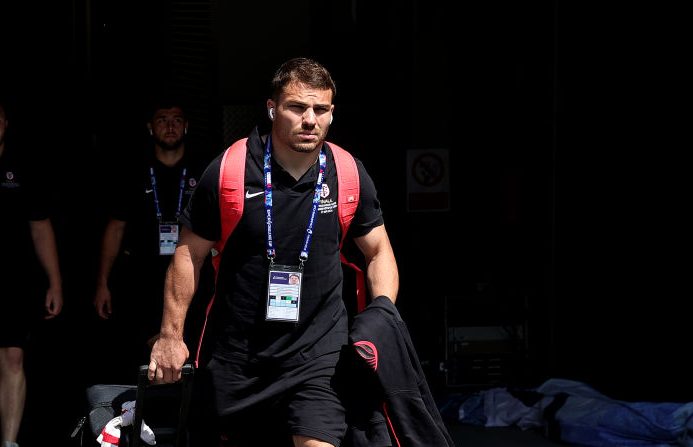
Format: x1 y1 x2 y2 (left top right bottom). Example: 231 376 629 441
245 190 264 199
145 189 154 194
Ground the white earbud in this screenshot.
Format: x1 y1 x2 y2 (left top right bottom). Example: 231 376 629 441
148 127 153 136
329 114 333 125
268 108 275 120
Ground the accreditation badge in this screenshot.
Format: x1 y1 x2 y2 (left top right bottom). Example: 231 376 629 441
266 264 302 322
159 222 179 255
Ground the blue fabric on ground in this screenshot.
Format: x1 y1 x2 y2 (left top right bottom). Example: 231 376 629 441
537 378 693 446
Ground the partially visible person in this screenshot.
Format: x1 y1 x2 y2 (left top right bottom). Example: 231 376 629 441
149 58 399 447
0 100 63 447
92 98 212 384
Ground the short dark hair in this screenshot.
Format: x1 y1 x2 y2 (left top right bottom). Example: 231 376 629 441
270 57 336 103
145 95 189 122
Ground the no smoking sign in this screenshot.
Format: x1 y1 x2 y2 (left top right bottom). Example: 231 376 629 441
406 148 450 212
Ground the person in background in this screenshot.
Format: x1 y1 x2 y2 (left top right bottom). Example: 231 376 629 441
0 100 63 447
148 57 399 446
92 97 212 384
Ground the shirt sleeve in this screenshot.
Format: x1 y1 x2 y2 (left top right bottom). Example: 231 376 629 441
180 154 222 242
348 158 385 238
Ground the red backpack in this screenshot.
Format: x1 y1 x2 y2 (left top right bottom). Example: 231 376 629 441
195 138 367 365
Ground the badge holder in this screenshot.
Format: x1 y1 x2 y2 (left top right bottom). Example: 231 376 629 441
159 222 179 255
266 264 303 322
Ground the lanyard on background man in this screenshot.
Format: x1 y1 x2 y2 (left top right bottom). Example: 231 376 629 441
149 166 187 255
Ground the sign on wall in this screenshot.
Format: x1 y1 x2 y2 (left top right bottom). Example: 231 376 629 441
406 148 450 212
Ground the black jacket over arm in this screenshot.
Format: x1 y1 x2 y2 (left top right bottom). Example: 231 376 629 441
344 296 455 447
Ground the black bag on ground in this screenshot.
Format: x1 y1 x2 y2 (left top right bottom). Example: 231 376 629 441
72 364 195 447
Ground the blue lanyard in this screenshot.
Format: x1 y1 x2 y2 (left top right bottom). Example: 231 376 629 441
149 166 187 222
263 135 326 268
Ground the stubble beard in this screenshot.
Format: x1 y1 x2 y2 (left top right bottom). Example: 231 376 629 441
290 129 324 154
157 137 184 152
291 142 320 154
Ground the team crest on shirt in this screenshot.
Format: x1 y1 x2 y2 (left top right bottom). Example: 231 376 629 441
1 171 19 189
184 177 198 196
318 183 337 214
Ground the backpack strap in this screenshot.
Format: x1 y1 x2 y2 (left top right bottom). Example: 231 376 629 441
328 142 359 246
328 141 367 313
195 138 247 367
212 137 248 273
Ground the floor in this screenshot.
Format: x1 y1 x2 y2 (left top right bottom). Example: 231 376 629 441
448 423 566 446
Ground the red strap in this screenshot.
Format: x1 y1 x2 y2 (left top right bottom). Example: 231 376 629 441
329 142 366 313
195 138 247 367
213 137 248 271
329 142 360 247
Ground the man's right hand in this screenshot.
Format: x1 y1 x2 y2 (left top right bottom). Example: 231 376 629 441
93 286 112 319
148 334 190 384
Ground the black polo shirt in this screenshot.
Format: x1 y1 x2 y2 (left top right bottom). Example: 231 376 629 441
108 151 207 265
1 146 50 333
0 147 49 273
182 127 384 367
